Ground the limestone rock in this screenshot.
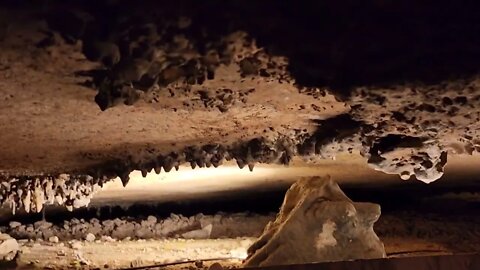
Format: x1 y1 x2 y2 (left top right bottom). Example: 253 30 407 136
8 221 21 229
0 233 19 261
85 233 95 242
181 224 213 239
48 236 59 243
366 137 447 183
244 176 385 267
145 215 157 226
70 240 83 250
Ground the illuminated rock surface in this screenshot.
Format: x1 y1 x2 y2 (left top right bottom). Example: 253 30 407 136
244 176 385 267
0 233 18 261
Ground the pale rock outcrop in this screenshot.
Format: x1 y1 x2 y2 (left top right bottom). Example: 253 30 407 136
244 176 385 267
0 233 19 261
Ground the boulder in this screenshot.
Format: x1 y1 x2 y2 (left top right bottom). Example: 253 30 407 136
0 233 19 261
244 176 385 267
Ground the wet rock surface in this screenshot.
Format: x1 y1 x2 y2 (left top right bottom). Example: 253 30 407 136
244 177 385 267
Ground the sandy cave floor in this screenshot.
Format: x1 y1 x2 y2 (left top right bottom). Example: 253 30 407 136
10 237 454 270
16 238 251 270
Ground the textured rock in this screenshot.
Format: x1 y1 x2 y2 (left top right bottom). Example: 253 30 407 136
0 233 19 261
181 224 213 239
85 233 95 242
48 236 59 243
244 176 385 267
8 222 20 229
2 1 480 213
367 138 447 183
0 174 112 214
5 212 271 241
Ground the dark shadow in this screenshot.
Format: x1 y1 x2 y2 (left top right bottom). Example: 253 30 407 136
237 1 480 98
3 0 478 100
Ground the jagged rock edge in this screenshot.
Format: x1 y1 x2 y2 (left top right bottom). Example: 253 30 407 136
0 174 110 214
0 114 452 213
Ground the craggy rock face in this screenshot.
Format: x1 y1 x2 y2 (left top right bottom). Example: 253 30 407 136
244 176 385 267
1 1 480 212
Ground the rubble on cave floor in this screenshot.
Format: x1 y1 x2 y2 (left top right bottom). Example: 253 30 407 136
0 204 479 269
2 212 272 242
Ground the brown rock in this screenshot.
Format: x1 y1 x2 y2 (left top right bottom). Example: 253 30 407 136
208 262 223 270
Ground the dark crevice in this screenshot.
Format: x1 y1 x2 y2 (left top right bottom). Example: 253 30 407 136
298 114 364 156
370 135 426 156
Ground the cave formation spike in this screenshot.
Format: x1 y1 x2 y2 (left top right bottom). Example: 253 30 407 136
163 162 173 172
212 159 222 168
236 159 246 169
120 173 130 187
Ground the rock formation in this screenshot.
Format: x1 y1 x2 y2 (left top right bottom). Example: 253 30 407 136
0 233 18 261
244 176 385 267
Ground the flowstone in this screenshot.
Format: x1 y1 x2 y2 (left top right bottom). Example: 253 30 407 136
243 176 385 267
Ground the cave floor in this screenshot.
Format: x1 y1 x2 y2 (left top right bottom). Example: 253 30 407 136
13 237 453 270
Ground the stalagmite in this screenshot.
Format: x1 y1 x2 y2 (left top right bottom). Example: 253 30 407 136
244 176 385 267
